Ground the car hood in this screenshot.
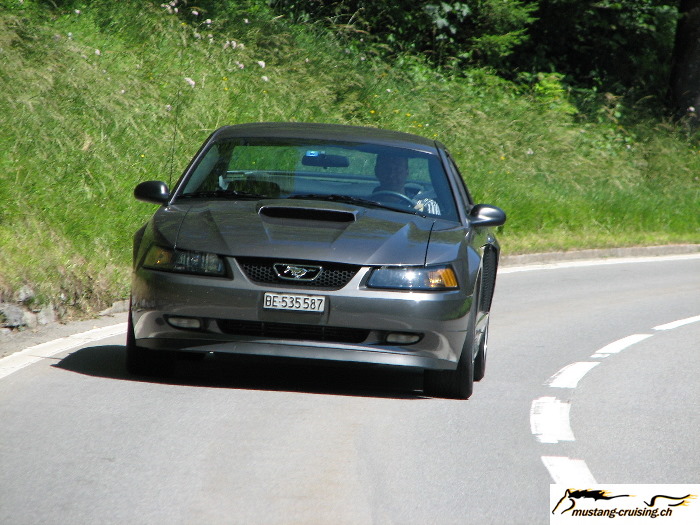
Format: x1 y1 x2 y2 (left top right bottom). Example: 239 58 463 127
157 200 443 265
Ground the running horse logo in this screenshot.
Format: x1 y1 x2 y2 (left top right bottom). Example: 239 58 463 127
644 494 696 508
273 263 322 281
552 489 631 514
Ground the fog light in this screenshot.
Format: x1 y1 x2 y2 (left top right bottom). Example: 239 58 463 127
167 316 202 330
386 332 421 344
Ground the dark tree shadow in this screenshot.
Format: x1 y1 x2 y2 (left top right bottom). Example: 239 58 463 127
53 344 427 400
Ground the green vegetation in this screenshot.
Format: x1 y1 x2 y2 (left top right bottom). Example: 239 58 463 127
0 0 698 315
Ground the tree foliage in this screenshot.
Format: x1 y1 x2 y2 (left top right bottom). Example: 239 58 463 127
268 0 538 69
22 0 690 113
266 0 684 109
670 0 700 121
511 1 680 98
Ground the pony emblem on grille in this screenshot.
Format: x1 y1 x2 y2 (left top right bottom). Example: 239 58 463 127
273 263 322 281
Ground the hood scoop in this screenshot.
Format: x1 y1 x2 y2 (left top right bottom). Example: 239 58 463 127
259 205 356 223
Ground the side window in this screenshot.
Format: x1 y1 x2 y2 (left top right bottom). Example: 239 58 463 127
445 153 473 206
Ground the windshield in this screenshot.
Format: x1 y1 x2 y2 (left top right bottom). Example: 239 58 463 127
178 138 458 220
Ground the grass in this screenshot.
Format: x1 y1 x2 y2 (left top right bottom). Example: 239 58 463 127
0 0 698 315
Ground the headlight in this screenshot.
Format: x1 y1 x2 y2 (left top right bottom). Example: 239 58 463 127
142 246 226 276
367 265 458 290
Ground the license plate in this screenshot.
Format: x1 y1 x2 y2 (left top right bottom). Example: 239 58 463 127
263 292 326 312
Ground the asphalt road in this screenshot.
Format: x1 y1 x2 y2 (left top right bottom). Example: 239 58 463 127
1 254 698 524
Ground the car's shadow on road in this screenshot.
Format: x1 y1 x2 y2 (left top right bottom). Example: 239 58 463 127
53 344 427 400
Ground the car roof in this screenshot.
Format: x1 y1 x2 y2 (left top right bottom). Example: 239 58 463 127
211 122 444 152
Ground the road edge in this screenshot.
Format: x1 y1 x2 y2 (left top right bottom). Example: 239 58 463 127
1 244 698 360
500 243 699 267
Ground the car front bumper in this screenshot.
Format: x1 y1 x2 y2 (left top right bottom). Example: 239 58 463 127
131 260 474 371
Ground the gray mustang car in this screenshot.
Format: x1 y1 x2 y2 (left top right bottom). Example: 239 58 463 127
129 122 506 399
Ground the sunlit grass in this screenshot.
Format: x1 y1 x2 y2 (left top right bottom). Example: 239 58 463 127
0 1 697 314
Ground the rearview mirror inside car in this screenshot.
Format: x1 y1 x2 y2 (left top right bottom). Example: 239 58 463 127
301 152 350 168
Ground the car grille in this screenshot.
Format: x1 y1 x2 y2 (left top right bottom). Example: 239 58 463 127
218 320 369 344
236 257 360 289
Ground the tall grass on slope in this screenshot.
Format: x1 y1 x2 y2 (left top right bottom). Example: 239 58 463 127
0 1 698 314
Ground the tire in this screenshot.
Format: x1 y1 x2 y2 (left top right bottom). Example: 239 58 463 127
423 325 476 399
473 320 488 382
423 271 484 399
424 301 477 400
125 311 174 377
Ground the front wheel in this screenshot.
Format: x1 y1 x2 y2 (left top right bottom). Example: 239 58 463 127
125 311 174 377
424 272 483 399
423 325 476 399
473 320 489 382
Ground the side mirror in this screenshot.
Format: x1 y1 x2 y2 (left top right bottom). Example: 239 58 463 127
469 204 506 227
134 181 170 205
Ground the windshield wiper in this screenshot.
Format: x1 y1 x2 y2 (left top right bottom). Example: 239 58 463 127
289 193 422 216
179 190 267 200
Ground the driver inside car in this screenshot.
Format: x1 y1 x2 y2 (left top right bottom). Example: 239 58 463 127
372 154 441 215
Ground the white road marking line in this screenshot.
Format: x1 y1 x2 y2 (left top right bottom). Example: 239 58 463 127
500 253 700 274
0 323 127 380
532 312 698 484
547 361 600 388
530 397 575 444
541 456 597 485
654 314 700 331
590 333 652 358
